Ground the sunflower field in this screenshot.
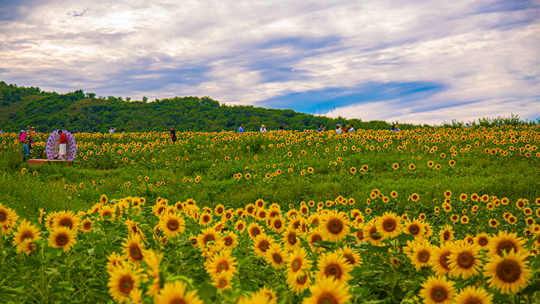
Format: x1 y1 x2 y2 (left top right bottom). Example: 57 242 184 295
0 126 539 304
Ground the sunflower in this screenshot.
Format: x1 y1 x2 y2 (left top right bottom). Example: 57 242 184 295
287 270 311 294
107 265 140 303
283 228 299 249
248 222 263 239
439 225 454 244
159 213 185 238
265 244 286 268
197 227 220 249
364 220 384 246
419 276 455 304
489 231 525 256
106 252 127 273
53 210 80 230
321 211 349 242
235 220 246 232
220 233 238 249
404 219 424 239
303 277 351 304
199 213 212 226
431 244 452 276
253 234 274 257
17 239 37 255
270 217 285 233
377 212 402 238
12 219 41 247
80 218 93 233
454 286 493 304
316 251 353 284
408 239 434 270
475 233 490 248
287 247 311 276
484 250 531 294
122 234 145 263
308 229 325 251
101 205 116 221
205 250 237 279
48 227 76 252
212 272 233 290
331 241 354 261
448 242 482 279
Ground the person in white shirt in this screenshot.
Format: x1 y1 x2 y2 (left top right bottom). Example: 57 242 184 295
349 124 355 133
260 124 267 133
336 124 343 135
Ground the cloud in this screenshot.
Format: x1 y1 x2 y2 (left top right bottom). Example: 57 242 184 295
0 0 538 123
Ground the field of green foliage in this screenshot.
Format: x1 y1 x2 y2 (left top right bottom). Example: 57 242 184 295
0 126 539 303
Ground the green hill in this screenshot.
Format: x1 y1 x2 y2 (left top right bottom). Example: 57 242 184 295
1 81 533 132
0 81 400 132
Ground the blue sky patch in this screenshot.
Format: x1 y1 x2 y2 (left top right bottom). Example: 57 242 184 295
257 81 447 114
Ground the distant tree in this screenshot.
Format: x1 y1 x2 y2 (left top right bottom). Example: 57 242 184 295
142 96 148 103
86 92 96 99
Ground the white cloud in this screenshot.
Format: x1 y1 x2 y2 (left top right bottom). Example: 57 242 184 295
0 0 538 122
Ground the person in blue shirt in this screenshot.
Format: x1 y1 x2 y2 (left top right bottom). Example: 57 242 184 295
238 124 244 133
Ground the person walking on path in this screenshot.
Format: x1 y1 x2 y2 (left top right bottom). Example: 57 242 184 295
58 130 67 160
169 128 177 143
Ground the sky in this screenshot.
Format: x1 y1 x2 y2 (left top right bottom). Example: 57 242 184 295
1 0 539 124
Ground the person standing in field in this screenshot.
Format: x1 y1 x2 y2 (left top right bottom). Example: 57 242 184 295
58 130 67 160
260 124 267 133
336 124 343 135
348 124 355 133
169 128 177 143
238 124 244 133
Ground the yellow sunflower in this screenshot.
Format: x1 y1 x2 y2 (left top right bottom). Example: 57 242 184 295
12 219 41 247
253 234 274 257
247 222 263 239
377 212 402 238
48 227 76 252
107 265 140 303
265 244 286 268
283 228 300 249
439 224 454 244
448 242 482 279
212 272 233 290
431 244 452 276
53 210 80 230
339 246 362 266
80 218 93 233
287 270 311 294
220 233 238 249
475 233 490 249
303 277 351 304
454 286 493 304
197 227 220 249
404 219 425 239
205 250 237 279
419 276 456 304
287 247 312 276
316 251 353 284
364 220 384 246
484 250 531 294
321 211 349 242
159 213 185 238
122 234 145 263
407 239 434 270
489 231 526 256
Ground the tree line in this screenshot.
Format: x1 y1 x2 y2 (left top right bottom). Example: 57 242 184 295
0 81 534 132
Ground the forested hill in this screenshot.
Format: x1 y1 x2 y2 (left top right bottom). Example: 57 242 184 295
0 81 406 132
